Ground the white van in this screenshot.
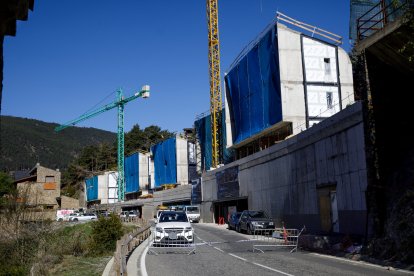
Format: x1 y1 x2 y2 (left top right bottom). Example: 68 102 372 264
56 209 75 222
185 205 200 223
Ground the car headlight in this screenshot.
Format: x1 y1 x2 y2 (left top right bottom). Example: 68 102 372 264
184 227 193 233
269 222 274 225
155 227 163 233
251 221 259 225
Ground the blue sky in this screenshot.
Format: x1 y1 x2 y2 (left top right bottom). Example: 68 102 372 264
3 0 351 134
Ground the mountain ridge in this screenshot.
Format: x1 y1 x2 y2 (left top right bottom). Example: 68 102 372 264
0 115 116 171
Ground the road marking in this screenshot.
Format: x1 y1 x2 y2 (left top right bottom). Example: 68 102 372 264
252 262 295 276
213 246 224 252
310 253 414 274
140 245 149 276
228 253 247 261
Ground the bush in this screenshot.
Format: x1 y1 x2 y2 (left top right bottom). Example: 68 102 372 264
89 214 123 255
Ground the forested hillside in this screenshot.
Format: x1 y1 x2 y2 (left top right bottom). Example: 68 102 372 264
0 116 116 171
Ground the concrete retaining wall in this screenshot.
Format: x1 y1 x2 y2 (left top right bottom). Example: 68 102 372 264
201 102 368 236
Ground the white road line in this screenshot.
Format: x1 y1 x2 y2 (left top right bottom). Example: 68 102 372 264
310 253 414 274
252 262 295 276
140 245 149 276
228 253 247 261
213 246 224 252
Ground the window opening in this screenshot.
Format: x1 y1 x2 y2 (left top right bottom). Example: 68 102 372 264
326 92 333 109
324 58 331 75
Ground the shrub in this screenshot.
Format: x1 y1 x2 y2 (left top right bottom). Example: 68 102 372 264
89 214 123 255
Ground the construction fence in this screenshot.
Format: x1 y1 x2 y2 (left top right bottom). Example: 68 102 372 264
252 226 306 253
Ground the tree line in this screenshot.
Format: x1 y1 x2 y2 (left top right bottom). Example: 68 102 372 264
61 124 174 198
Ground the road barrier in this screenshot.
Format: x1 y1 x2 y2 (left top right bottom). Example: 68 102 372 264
148 227 196 255
120 216 142 223
252 226 305 253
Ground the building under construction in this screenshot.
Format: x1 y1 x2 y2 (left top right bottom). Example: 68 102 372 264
85 14 371 238
197 16 369 236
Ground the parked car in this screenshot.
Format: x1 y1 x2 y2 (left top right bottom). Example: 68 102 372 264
153 211 194 245
237 210 275 234
67 213 81 221
120 210 139 218
228 212 242 231
184 205 200 223
70 213 97 222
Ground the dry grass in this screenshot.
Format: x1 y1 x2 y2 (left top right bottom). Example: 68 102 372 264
47 255 112 276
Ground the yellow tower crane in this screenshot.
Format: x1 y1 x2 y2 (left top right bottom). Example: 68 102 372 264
206 0 222 168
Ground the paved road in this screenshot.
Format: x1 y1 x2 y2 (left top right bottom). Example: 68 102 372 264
144 223 412 276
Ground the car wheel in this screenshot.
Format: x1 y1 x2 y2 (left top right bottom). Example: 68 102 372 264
236 225 240 233
73 218 78 222
247 224 253 235
58 218 63 222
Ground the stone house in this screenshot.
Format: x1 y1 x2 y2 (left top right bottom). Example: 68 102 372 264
14 163 61 210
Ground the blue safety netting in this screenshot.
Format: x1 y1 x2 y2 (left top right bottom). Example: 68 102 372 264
151 137 177 187
194 114 212 171
194 109 234 171
225 23 282 145
85 175 98 202
125 153 139 193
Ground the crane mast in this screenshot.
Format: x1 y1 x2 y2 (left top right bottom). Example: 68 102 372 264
207 0 222 168
117 89 125 201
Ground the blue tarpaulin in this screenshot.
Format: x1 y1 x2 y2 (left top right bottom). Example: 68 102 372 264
194 115 212 171
225 24 282 145
151 137 177 187
194 109 234 171
85 176 98 202
125 153 139 193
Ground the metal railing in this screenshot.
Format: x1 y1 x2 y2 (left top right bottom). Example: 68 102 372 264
357 0 409 42
111 219 151 276
252 226 306 253
277 12 343 45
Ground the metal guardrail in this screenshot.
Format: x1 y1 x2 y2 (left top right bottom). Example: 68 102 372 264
111 219 151 276
119 216 142 223
252 226 306 253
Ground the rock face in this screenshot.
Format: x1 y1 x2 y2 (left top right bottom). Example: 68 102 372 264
370 189 414 264
367 146 414 265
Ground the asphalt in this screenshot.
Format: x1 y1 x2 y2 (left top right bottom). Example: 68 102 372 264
102 223 412 276
120 223 228 276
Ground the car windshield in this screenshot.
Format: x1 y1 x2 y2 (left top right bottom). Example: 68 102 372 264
247 211 267 218
186 207 199 213
159 212 188 222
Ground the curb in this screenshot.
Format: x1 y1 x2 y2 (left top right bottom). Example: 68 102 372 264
127 231 151 276
102 256 114 276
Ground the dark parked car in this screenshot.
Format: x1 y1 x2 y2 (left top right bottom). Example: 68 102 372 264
227 212 242 231
237 210 275 235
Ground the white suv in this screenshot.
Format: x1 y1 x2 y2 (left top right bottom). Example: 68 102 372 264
154 211 194 245
185 205 200 223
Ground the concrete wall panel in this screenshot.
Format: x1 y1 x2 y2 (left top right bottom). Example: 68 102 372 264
201 102 368 235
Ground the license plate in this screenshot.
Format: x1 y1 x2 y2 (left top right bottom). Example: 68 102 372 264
169 232 177 239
